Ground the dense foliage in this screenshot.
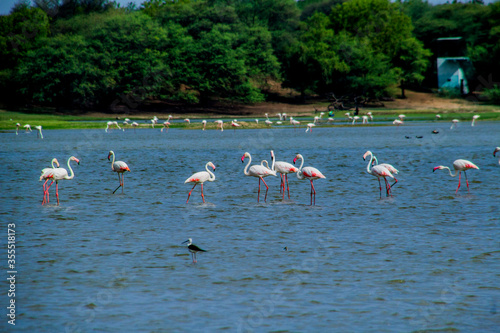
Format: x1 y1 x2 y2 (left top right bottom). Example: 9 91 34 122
0 0 499 110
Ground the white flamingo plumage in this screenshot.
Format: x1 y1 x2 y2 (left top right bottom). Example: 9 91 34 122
393 119 403 126
364 151 397 198
35 125 43 139
15 123 20 135
293 154 325 205
40 156 79 205
290 117 300 128
184 162 216 203
106 121 122 132
433 159 479 194
202 120 207 130
362 115 368 124
214 120 224 131
24 124 32 132
184 118 190 124
161 121 170 132
231 120 241 131
241 152 277 202
305 123 315 132
108 151 130 194
352 116 360 125
450 119 459 129
364 151 399 190
367 112 373 121
271 150 298 200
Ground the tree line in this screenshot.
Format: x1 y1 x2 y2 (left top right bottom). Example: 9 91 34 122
0 0 499 111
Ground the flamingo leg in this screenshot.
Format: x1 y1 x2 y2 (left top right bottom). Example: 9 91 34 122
121 173 125 193
310 180 316 205
257 178 261 202
384 178 391 196
285 174 291 199
46 180 54 204
187 183 197 203
464 171 470 193
279 174 284 195
201 183 205 203
55 181 60 205
113 173 122 194
261 177 269 202
456 172 461 194
377 178 382 198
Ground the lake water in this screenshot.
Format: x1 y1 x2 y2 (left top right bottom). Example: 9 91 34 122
1 121 499 332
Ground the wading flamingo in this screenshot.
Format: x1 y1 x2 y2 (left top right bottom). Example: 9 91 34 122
242 152 277 202
293 154 325 205
271 150 298 200
15 123 20 135
433 159 479 194
305 123 315 132
202 120 207 130
363 152 397 198
364 151 399 190
41 156 79 205
494 147 500 164
398 114 406 121
290 117 300 128
182 238 207 263
151 116 158 128
105 121 121 132
231 120 241 131
131 122 139 132
184 118 190 124
450 119 459 129
214 120 224 131
471 115 480 126
367 112 373 121
40 158 60 205
352 116 360 125
362 115 369 124
24 124 32 132
108 151 131 194
436 114 441 120
393 119 403 126
184 161 216 203
35 125 43 139
161 121 170 132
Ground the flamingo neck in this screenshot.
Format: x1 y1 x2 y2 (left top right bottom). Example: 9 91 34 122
296 155 305 179
110 152 115 167
444 166 458 177
270 152 275 171
205 163 216 181
243 154 252 175
66 158 75 180
51 158 58 168
365 152 374 174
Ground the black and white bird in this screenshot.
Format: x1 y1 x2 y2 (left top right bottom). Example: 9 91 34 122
182 238 207 263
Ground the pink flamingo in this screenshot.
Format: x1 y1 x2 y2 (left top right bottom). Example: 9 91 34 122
364 151 399 189
231 120 241 131
15 123 20 135
450 119 459 129
184 118 190 124
161 121 170 132
305 123 315 132
270 150 298 200
40 158 60 205
24 124 32 132
41 156 79 205
105 121 121 132
433 159 479 194
108 151 131 194
471 115 480 126
35 125 43 139
202 120 207 130
184 162 216 203
494 147 500 164
242 152 277 202
393 119 403 126
364 152 397 198
214 120 224 131
293 154 326 205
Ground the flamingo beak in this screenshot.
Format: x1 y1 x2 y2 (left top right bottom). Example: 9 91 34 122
241 156 245 163
432 167 439 172
293 157 297 164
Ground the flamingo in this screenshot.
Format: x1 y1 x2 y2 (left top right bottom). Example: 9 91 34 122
131 122 139 132
105 121 121 132
433 159 479 194
161 121 170 132
265 113 273 126
202 120 207 130
35 125 43 139
231 120 241 131
494 147 500 164
277 113 283 121
24 124 32 132
184 118 190 124
108 151 131 194
184 162 216 203
40 158 60 205
450 119 459 129
182 238 207 263
293 154 326 205
345 112 352 123
214 120 224 131
241 152 277 202
15 123 20 135
436 114 441 120
363 151 397 198
255 119 259 124
367 112 373 121
352 116 360 125
393 119 403 126
362 115 369 124
151 116 158 128
313 116 320 124
398 114 406 121
282 113 287 120
270 150 298 200
471 115 480 126
290 117 300 128
305 123 315 132
327 117 334 123
364 151 399 189
41 156 79 205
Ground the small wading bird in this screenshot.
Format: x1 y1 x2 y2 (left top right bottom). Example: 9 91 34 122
108 151 130 194
494 147 500 164
182 238 207 263
184 162 216 203
293 154 326 205
40 158 60 205
271 150 298 200
242 152 277 203
433 159 479 194
40 156 79 205
363 151 397 198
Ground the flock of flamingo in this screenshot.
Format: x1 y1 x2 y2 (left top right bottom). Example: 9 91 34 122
38 145 499 207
